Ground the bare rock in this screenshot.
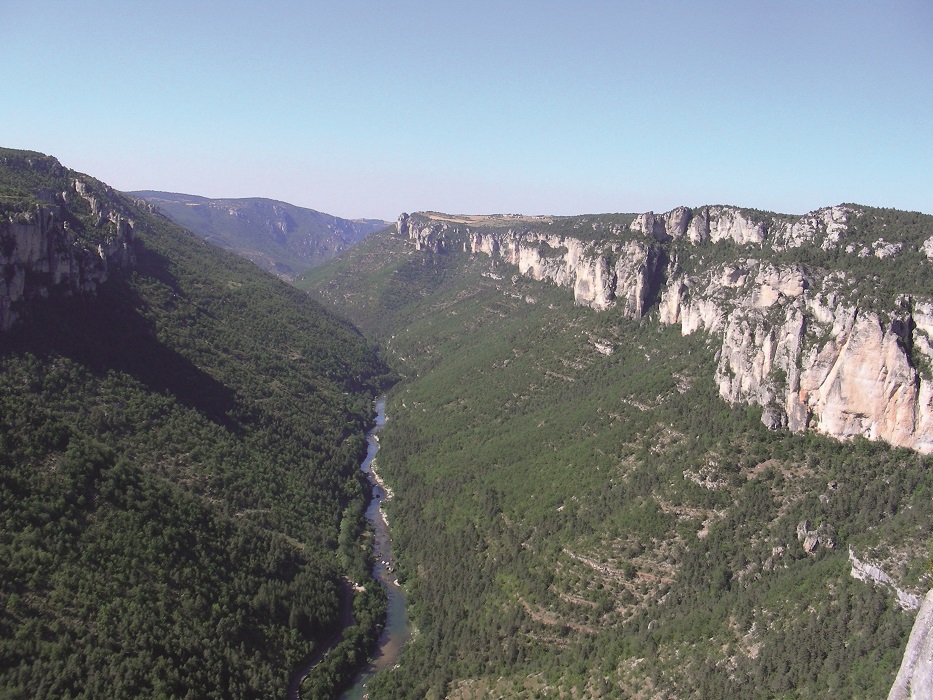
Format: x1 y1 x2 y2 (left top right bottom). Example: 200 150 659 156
706 206 766 245
1 184 135 331
889 589 933 700
797 521 835 554
849 548 921 611
803 532 820 554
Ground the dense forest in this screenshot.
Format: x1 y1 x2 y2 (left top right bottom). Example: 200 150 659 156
304 222 933 698
0 149 392 698
5 144 931 698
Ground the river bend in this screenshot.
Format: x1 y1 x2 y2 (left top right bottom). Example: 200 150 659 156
339 397 411 699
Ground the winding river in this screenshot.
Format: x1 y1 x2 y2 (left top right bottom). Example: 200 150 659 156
289 398 410 699
339 397 411 699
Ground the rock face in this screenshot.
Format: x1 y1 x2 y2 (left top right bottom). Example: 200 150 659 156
797 520 836 554
889 589 933 700
395 204 933 454
663 259 933 453
398 213 663 317
848 549 921 611
630 205 768 245
1 175 135 331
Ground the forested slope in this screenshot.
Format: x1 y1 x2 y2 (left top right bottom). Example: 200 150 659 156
304 220 933 699
0 149 392 698
133 191 386 280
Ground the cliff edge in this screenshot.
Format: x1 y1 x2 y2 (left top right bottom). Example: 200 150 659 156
0 149 135 330
395 204 933 453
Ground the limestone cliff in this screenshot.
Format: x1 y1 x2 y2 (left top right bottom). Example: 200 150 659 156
397 212 662 316
889 589 933 700
660 259 933 453
395 204 933 453
0 153 135 331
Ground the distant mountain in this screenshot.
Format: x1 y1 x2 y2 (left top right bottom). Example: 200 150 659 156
131 191 388 279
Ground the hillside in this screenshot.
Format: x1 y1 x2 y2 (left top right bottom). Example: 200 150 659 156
132 191 386 279
302 205 933 698
392 206 933 452
0 148 392 698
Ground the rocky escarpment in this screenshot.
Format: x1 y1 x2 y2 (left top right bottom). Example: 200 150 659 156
395 204 933 454
656 203 933 454
1 167 135 331
398 212 664 316
661 260 933 453
889 589 933 700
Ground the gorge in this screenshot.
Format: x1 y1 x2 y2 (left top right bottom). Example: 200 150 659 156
4 145 932 698
306 203 933 698
396 205 933 454
0 149 392 698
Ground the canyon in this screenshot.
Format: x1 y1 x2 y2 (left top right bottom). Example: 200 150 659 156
397 204 933 454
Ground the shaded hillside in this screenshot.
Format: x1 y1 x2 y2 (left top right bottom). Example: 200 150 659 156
303 210 933 699
0 149 392 699
132 191 386 279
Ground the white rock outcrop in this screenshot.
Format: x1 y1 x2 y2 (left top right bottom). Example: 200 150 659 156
1 178 135 331
770 205 856 249
849 549 921 611
630 205 768 245
397 204 933 453
661 259 933 453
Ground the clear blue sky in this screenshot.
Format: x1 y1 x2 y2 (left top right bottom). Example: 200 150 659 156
3 1 931 219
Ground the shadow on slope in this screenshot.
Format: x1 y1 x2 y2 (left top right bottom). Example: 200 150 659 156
0 248 239 429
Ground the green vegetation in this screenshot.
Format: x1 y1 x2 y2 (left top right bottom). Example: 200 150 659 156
132 191 385 279
670 205 933 306
305 224 932 698
0 151 393 698
10 145 931 697
0 148 112 243
0 148 63 205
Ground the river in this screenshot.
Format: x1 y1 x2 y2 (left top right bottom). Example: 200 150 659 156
289 397 410 699
339 396 411 699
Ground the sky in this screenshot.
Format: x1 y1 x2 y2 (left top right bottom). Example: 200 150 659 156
3 1 931 220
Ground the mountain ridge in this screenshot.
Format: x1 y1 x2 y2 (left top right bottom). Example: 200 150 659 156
391 203 933 454
132 190 387 279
